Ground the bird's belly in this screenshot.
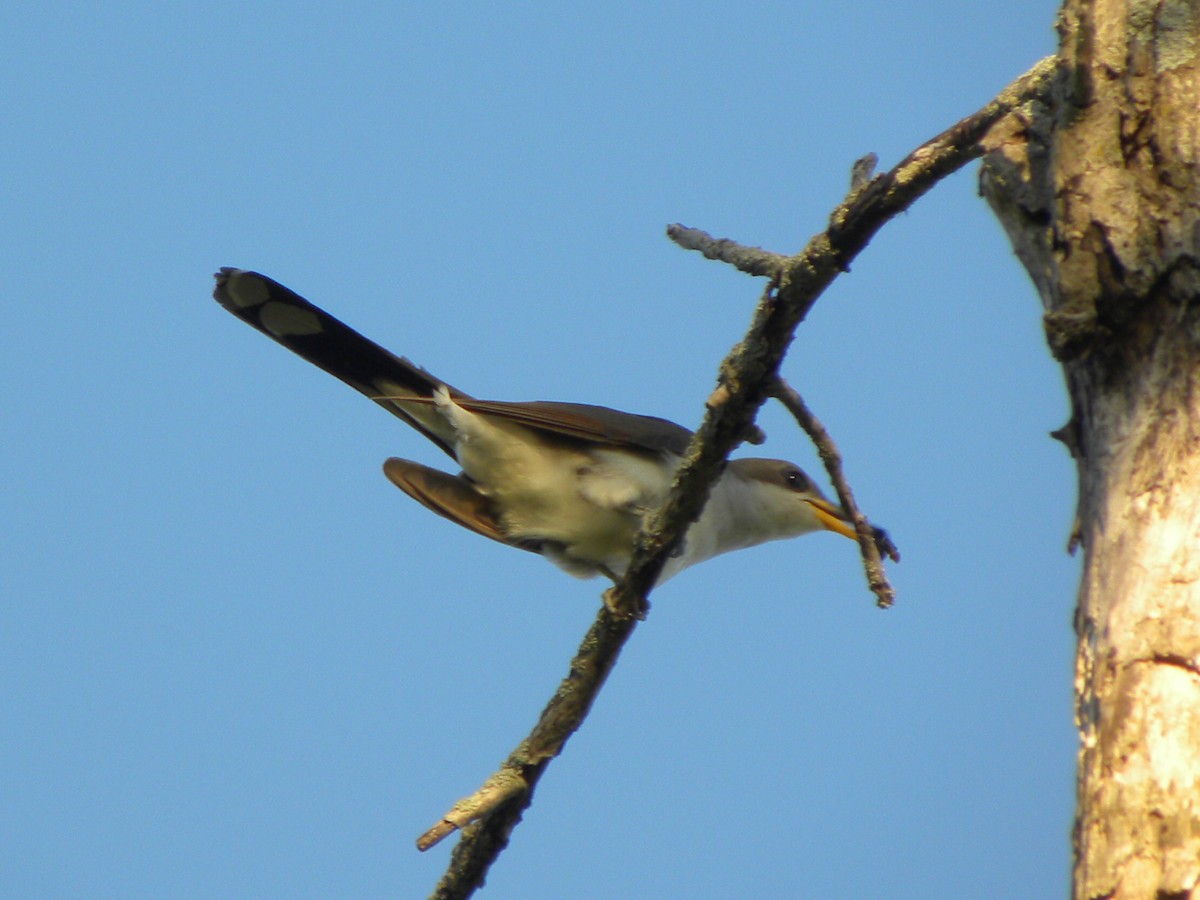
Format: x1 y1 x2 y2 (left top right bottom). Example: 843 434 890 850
444 399 674 575
493 461 643 571
469 445 667 576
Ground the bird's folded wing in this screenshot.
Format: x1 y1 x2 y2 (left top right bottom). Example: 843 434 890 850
448 399 694 456
382 458 544 555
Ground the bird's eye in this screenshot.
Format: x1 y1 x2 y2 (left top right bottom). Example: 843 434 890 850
785 469 808 491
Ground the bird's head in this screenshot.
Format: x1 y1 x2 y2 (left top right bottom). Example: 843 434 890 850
728 458 898 560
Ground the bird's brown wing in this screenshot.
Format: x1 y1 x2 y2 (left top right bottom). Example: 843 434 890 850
381 458 544 555
449 399 694 456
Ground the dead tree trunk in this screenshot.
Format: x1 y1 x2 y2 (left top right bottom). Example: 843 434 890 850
981 2 1200 898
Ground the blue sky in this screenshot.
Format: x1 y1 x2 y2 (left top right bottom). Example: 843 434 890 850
2 3 1074 897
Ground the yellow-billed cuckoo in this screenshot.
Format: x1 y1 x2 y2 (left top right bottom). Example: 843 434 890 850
213 269 895 586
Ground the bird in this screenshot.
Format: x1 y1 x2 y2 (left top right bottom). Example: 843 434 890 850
212 268 895 589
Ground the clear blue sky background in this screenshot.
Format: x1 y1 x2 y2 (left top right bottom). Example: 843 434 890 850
3 3 1075 897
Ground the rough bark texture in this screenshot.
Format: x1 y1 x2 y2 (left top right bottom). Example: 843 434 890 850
981 2 1200 898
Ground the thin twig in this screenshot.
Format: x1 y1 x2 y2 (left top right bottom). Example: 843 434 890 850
665 225 787 277
426 55 1058 899
770 377 898 608
849 153 879 192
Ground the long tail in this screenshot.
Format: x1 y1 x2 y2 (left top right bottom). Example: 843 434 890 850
212 268 465 458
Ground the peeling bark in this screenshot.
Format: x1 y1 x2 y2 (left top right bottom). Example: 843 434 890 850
981 2 1200 897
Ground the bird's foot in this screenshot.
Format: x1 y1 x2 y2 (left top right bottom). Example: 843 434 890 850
602 587 648 621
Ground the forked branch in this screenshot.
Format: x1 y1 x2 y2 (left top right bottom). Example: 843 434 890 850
425 55 1058 900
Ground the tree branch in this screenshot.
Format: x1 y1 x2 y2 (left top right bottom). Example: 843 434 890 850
424 55 1057 898
770 377 899 608
664 225 787 277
